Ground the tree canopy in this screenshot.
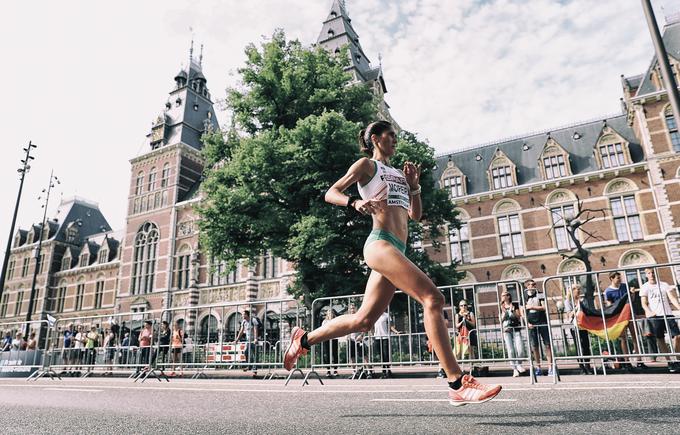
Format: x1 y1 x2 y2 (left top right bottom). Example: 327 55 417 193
199 30 460 306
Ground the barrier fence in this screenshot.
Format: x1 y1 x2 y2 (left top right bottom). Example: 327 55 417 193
2 263 679 385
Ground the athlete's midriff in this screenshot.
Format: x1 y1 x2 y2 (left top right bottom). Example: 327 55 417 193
370 206 409 246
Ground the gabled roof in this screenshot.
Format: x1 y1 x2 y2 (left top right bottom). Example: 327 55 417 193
434 114 643 195
635 21 680 97
51 197 113 245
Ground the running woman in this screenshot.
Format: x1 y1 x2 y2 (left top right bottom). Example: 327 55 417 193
284 120 502 406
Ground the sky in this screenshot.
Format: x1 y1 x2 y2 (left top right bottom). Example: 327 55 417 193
0 0 677 259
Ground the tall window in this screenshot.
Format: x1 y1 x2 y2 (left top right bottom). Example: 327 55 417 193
148 167 157 191
450 223 470 264
610 195 643 242
498 214 523 257
79 253 89 267
665 108 680 152
61 255 71 271
0 293 8 318
175 252 191 289
161 163 170 188
444 176 464 198
94 280 104 309
210 258 228 286
135 171 144 195
491 166 514 189
599 143 626 169
14 291 23 316
56 284 67 313
75 282 85 311
131 222 159 294
8 258 15 280
544 155 567 180
551 205 576 250
21 258 29 277
98 249 108 263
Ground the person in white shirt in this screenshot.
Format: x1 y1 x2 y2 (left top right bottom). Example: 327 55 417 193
640 267 680 373
373 310 399 379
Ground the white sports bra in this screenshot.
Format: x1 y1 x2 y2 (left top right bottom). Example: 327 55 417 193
357 159 410 210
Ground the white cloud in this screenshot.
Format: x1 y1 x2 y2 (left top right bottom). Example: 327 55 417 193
0 0 674 257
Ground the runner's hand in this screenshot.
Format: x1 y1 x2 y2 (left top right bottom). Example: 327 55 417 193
403 161 421 189
354 199 385 215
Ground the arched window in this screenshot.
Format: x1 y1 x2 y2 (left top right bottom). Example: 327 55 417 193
439 159 467 198
225 312 242 342
131 222 159 295
664 106 680 152
161 163 170 188
148 167 157 191
539 138 571 180
449 222 470 264
595 127 630 169
199 314 219 344
547 190 578 251
135 171 144 195
487 149 516 190
94 275 105 309
605 179 642 242
493 200 523 258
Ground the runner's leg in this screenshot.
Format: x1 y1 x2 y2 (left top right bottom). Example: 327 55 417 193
363 240 463 380
306 271 395 345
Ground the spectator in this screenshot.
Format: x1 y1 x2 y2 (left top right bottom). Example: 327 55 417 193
158 321 171 366
640 267 680 373
11 332 26 351
604 272 641 373
139 321 153 369
235 310 262 376
62 324 75 372
1 331 11 351
345 305 369 379
499 291 526 377
102 327 116 375
373 309 399 379
119 332 130 365
74 325 86 375
26 331 37 350
170 321 184 377
565 284 593 375
455 300 477 361
523 279 554 376
322 309 340 378
85 326 99 371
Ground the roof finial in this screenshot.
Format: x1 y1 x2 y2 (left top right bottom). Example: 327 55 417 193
199 44 204 67
378 52 383 70
189 26 195 63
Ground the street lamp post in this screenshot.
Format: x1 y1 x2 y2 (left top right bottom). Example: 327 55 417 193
641 0 680 129
0 141 37 303
24 171 59 337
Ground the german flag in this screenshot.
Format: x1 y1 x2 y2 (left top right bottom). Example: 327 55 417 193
576 296 631 341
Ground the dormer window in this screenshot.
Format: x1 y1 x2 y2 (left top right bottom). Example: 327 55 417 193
594 126 631 169
79 253 89 268
487 149 517 190
328 29 335 37
98 249 108 263
26 231 33 244
61 255 71 271
439 159 467 198
538 138 571 180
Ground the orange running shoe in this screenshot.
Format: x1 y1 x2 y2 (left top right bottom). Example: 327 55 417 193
448 374 502 406
284 326 308 371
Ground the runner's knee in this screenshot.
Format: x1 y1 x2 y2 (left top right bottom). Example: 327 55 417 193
423 290 445 312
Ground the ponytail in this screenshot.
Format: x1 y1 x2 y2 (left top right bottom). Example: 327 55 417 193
358 120 392 157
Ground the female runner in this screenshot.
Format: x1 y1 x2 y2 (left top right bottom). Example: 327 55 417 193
284 120 501 405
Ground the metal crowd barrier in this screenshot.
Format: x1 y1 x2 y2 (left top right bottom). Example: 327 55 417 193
542 262 680 383
0 320 54 380
306 280 538 384
40 297 309 383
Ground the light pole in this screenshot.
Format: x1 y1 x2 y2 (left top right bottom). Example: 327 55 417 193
0 141 37 303
641 0 680 129
24 171 59 338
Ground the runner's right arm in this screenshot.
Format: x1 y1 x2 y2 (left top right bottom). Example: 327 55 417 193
325 158 384 215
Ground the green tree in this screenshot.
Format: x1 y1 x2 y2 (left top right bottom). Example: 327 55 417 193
199 30 460 307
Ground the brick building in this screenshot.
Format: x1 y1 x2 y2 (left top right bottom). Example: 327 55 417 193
1 4 679 336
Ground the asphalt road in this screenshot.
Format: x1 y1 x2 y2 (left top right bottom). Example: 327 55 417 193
1 373 679 434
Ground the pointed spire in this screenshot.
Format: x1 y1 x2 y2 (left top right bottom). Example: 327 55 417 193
199 44 204 67
189 38 194 63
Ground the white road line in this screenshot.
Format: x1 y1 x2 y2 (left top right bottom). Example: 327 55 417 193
43 388 103 392
371 398 517 402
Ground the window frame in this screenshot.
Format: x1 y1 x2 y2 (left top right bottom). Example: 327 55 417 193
497 214 524 258
550 204 577 251
609 194 643 243
449 223 471 264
